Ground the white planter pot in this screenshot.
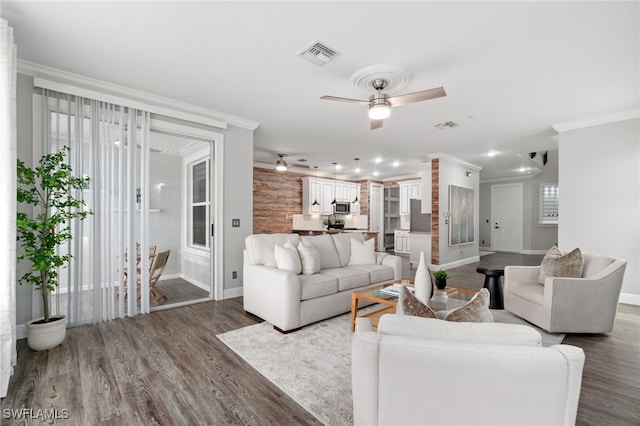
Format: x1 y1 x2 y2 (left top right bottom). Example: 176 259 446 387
26 315 67 351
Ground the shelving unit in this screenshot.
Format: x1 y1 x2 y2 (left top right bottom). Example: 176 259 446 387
383 187 400 250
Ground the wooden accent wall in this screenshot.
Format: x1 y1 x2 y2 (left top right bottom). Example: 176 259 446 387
431 159 440 264
253 167 304 234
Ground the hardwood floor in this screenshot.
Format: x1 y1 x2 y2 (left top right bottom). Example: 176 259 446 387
3 252 639 425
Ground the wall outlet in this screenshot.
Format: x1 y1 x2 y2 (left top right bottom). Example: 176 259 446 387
232 219 240 227
232 271 237 279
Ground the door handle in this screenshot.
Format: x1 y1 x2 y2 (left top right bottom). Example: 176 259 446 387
494 226 500 229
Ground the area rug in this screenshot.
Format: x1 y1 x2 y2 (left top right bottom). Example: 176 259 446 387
216 310 564 426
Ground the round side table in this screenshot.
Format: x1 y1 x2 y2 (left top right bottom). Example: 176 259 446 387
476 267 505 309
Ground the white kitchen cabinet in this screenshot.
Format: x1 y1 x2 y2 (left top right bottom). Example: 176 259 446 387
303 177 359 215
399 180 421 215
394 230 410 254
420 167 432 214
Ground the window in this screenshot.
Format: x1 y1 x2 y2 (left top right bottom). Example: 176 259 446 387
539 184 559 225
188 157 210 250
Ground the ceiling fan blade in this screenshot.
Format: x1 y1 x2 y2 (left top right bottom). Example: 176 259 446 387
321 95 369 105
370 119 384 130
388 87 446 107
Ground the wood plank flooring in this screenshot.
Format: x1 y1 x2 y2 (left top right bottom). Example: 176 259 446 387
3 252 639 425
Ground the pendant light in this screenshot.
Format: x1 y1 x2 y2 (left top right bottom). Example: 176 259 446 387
353 158 360 204
312 166 320 206
331 162 338 205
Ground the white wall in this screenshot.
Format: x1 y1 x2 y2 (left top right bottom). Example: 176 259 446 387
149 151 182 276
557 117 639 302
222 125 253 296
436 156 480 267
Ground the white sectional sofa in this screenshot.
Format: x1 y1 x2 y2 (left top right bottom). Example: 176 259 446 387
243 232 402 332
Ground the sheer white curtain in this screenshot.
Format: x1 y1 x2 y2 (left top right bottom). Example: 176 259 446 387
0 18 17 398
37 90 152 326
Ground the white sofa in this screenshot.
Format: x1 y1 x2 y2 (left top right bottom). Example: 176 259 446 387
504 254 627 333
352 314 585 426
243 232 402 332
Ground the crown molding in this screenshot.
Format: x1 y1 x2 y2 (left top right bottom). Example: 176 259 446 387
552 109 640 133
429 152 483 171
18 60 260 131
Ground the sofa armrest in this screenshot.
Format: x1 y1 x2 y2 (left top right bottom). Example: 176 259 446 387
379 253 402 280
504 265 540 287
543 271 625 333
243 264 302 331
552 344 585 425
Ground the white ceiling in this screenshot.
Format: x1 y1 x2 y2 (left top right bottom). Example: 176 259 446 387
3 1 638 181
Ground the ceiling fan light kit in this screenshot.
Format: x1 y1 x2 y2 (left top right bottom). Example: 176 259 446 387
368 95 391 120
275 153 288 171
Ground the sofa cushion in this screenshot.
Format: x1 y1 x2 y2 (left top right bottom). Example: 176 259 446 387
348 264 394 284
274 240 301 274
443 288 493 323
397 285 436 318
301 234 341 270
538 246 584 284
348 237 376 265
321 267 370 291
509 279 545 306
332 232 364 267
299 273 339 301
245 233 300 267
297 240 321 275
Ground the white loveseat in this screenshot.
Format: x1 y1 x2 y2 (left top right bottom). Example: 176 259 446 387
352 314 585 426
243 232 402 332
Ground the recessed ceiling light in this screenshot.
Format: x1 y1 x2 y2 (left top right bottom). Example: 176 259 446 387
335 164 342 170
393 161 400 167
374 157 382 163
487 151 498 157
373 171 379 176
518 167 528 172
355 167 361 173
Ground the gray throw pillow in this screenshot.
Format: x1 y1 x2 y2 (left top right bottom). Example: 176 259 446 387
397 285 436 318
443 288 493 323
537 246 584 284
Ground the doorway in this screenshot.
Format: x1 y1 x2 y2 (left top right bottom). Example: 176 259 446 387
147 131 214 310
491 183 523 252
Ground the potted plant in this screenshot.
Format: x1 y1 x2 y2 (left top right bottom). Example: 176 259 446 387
17 146 92 351
432 270 450 290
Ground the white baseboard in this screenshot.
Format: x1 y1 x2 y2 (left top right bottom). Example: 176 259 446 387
521 249 549 255
433 256 480 270
620 292 640 306
17 324 27 340
223 286 243 300
178 274 210 292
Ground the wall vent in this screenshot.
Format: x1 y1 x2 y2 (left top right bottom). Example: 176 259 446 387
434 121 459 130
297 40 339 66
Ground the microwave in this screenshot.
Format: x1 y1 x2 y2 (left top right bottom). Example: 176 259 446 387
333 202 350 214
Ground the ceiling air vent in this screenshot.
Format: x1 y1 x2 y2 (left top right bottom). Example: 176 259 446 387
297 40 339 66
434 121 459 130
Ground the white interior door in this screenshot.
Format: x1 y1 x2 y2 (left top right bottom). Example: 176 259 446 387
491 183 523 252
370 183 384 251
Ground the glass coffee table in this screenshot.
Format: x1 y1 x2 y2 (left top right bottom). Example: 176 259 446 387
350 279 477 331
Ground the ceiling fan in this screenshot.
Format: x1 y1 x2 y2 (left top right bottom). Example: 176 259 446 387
321 79 446 130
255 153 311 172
